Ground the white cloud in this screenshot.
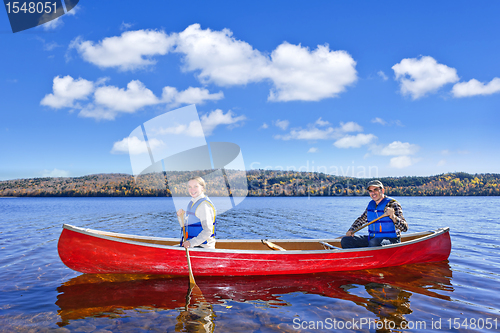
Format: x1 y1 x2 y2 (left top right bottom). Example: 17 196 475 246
390 156 414 168
260 123 269 129
120 22 134 31
71 24 357 102
94 80 160 112
113 110 245 150
437 159 447 166
274 120 364 141
315 117 330 126
308 147 318 153
155 121 205 138
267 42 357 101
371 117 387 125
368 141 420 169
339 121 363 133
41 6 78 31
200 109 246 136
42 17 64 30
111 136 165 155
392 56 459 99
40 75 94 109
36 37 61 51
78 105 118 121
274 119 290 130
371 118 404 127
373 141 420 156
274 119 373 149
361 141 422 169
162 86 224 108
70 29 175 71
174 24 269 86
275 126 335 141
452 78 500 97
41 169 70 177
174 24 358 101
42 75 223 121
334 133 377 148
112 136 143 154
377 70 388 81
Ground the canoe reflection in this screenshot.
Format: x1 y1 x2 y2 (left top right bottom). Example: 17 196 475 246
56 261 453 329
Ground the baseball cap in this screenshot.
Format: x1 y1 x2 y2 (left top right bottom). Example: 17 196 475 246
367 180 384 189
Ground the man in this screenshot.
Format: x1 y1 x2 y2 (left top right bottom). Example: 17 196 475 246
341 180 408 248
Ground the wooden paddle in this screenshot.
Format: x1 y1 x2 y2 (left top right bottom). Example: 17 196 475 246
336 213 390 239
351 213 390 235
177 214 197 288
262 239 286 251
185 247 197 288
177 213 206 311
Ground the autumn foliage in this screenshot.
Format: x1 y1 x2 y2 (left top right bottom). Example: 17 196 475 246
0 171 499 197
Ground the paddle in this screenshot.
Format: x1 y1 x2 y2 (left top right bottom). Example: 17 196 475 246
262 239 286 251
351 213 390 235
176 213 206 311
177 214 197 288
336 213 390 239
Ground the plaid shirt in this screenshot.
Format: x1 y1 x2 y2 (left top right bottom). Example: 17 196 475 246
348 197 408 236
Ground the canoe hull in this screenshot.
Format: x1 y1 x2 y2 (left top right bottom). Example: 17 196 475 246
58 225 451 276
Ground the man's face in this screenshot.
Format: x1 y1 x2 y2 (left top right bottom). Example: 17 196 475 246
368 186 384 203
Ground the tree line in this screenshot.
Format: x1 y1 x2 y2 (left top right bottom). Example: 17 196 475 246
0 171 499 197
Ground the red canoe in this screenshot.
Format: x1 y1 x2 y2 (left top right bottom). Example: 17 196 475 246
58 224 451 276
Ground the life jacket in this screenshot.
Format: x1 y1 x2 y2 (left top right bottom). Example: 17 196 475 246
367 196 398 239
181 197 216 245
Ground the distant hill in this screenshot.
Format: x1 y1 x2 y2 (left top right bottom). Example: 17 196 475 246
1 171 499 197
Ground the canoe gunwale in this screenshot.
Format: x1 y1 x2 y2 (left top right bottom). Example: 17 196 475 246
61 224 449 255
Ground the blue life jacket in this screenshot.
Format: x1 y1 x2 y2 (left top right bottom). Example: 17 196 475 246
367 196 398 239
181 197 216 245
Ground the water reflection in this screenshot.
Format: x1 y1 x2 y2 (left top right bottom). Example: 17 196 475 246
175 286 215 333
56 261 453 330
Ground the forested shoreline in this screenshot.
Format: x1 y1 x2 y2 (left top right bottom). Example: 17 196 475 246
1 171 499 197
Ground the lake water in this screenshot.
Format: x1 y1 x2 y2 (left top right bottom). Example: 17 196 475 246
1 196 499 332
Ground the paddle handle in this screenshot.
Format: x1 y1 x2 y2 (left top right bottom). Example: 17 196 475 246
179 214 196 286
177 214 188 244
351 213 390 235
177 211 185 228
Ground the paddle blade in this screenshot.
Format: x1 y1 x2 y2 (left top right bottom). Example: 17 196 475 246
188 284 205 304
181 284 211 331
185 248 196 287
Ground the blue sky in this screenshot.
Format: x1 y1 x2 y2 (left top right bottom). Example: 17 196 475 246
1 1 499 180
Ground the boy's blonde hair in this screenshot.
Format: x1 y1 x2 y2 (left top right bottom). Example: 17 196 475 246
189 176 206 190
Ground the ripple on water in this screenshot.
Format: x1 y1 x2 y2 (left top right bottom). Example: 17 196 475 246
1 196 500 332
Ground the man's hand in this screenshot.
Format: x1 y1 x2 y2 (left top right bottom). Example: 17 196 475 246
182 240 191 248
385 207 396 222
345 230 354 237
177 209 185 217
